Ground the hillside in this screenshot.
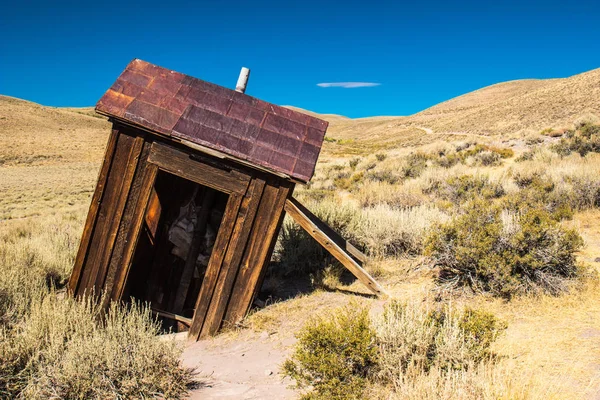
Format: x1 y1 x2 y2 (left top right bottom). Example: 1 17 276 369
2 69 600 398
313 67 600 149
0 96 109 219
408 67 600 135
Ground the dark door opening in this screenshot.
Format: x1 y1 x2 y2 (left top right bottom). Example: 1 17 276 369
124 170 229 332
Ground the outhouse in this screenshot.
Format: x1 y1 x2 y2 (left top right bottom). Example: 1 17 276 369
68 59 384 340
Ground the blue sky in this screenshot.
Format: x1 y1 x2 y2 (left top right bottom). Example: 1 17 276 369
1 0 599 118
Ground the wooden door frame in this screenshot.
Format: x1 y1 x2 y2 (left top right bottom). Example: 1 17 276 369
111 141 253 326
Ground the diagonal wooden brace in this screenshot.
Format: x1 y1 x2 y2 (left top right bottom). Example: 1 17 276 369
284 197 388 298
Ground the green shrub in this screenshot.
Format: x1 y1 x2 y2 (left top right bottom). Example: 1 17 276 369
551 122 600 157
515 150 535 162
568 176 600 209
435 152 461 168
459 308 507 361
425 200 583 297
402 152 429 179
474 151 501 166
334 172 364 190
283 305 378 400
508 172 574 220
434 175 505 205
349 157 361 170
375 153 387 162
487 146 514 159
365 169 400 185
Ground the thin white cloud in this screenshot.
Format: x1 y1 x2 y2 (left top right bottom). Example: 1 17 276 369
317 82 381 88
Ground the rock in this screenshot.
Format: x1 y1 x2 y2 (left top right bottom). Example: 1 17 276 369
259 331 269 340
264 369 273 376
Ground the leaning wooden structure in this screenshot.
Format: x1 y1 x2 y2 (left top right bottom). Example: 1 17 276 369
68 59 385 340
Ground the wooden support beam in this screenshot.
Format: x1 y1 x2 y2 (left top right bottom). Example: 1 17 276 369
151 308 192 326
284 197 388 298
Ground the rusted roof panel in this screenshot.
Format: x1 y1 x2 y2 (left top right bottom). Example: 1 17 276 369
96 59 328 182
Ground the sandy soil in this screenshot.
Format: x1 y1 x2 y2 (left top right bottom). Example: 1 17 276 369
181 330 297 399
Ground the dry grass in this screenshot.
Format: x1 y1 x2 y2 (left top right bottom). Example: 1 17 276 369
3 75 600 398
0 97 193 398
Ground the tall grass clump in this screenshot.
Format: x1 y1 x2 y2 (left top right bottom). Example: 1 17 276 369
373 301 506 386
425 199 584 297
353 204 448 257
1 296 192 399
284 302 507 400
0 215 193 399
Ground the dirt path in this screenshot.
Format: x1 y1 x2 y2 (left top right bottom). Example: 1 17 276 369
182 330 297 399
416 125 491 139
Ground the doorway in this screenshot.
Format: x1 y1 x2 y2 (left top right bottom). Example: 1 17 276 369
124 170 229 332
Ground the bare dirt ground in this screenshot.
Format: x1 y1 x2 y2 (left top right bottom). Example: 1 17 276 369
182 330 296 399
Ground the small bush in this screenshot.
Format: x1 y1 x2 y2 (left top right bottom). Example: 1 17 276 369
515 150 535 162
551 122 600 157
434 175 505 205
474 151 501 166
402 153 429 179
374 301 506 384
435 152 461 168
485 146 514 159
283 305 378 400
508 172 574 220
334 172 364 190
349 157 361 170
375 153 387 162
365 169 401 185
541 128 567 138
425 200 583 297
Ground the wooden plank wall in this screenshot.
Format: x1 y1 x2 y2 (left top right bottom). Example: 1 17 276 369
69 127 148 297
69 123 294 339
189 177 293 339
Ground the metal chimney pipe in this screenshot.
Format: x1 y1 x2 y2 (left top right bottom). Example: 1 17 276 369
235 67 250 93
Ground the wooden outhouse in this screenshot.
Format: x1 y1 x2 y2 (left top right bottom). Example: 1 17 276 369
68 59 384 340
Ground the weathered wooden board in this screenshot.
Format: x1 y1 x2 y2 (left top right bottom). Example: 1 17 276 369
199 178 267 338
148 142 250 195
224 180 292 326
284 197 388 298
68 128 119 295
107 163 159 303
188 194 244 339
73 131 143 296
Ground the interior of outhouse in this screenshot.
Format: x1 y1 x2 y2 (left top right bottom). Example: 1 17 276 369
124 170 229 332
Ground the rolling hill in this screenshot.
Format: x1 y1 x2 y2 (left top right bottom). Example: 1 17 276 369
295 67 600 146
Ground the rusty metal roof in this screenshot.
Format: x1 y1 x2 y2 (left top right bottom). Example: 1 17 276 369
95 59 328 183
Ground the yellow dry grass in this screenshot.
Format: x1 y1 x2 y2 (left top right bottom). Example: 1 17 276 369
3 67 600 399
